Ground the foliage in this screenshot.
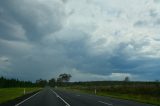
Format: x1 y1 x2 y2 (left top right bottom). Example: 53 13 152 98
64 81 160 105
48 78 56 87
57 73 71 82
0 77 35 88
36 79 47 87
124 76 130 82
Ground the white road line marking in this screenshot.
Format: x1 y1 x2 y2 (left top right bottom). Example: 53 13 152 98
98 101 113 106
50 88 59 97
15 91 41 106
50 89 71 106
76 95 80 96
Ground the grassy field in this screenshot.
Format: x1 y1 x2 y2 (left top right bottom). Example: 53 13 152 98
63 85 160 106
0 87 41 104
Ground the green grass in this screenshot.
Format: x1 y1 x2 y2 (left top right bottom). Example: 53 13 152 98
97 92 160 105
61 87 160 106
0 87 41 104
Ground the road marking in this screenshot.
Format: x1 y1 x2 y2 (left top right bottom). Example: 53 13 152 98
50 88 59 97
76 95 80 96
98 101 113 106
15 91 41 106
50 89 71 106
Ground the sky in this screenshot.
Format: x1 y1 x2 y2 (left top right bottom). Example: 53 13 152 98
0 0 160 82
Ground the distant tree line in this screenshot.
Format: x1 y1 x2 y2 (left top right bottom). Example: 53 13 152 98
35 73 72 87
59 80 160 87
0 73 72 88
0 76 35 88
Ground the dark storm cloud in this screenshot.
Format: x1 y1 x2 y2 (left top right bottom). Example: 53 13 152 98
0 0 65 41
0 0 66 80
0 0 160 81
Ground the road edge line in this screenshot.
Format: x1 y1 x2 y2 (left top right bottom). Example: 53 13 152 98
50 89 71 106
98 101 113 106
15 91 41 106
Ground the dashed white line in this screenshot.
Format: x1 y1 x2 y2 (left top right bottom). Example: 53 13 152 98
15 91 41 106
98 101 113 106
50 89 71 106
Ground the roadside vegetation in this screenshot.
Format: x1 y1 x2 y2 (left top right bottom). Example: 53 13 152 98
38 73 160 105
1 74 159 105
0 77 42 104
0 87 40 104
60 80 160 105
0 77 36 88
0 73 71 104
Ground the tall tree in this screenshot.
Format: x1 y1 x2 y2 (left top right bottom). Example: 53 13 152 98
49 78 56 87
124 76 130 82
57 73 72 82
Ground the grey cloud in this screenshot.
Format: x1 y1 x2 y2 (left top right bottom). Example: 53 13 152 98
154 18 160 25
107 9 122 18
134 18 160 28
133 20 148 27
2 28 90 81
0 56 9 63
154 0 160 3
0 20 26 41
0 0 65 41
149 9 158 17
61 0 68 4
0 0 160 81
9 29 158 81
0 39 33 57
68 9 75 16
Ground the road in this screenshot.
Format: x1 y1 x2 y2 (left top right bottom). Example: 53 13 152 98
13 87 155 106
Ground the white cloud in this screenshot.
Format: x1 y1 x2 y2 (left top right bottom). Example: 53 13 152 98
58 68 135 81
0 56 11 70
64 0 160 59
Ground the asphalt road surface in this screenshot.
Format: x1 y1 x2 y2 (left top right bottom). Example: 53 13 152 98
13 87 155 106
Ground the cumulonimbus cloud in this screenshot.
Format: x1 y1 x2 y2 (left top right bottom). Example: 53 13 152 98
0 0 160 81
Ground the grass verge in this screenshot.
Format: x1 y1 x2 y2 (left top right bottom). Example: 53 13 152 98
61 87 160 106
0 87 41 104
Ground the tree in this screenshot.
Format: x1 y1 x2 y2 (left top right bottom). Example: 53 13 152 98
49 78 56 87
57 73 71 82
36 79 47 87
124 76 130 82
155 80 159 87
0 76 36 88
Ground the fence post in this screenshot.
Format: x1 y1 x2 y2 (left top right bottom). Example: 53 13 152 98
24 88 26 95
